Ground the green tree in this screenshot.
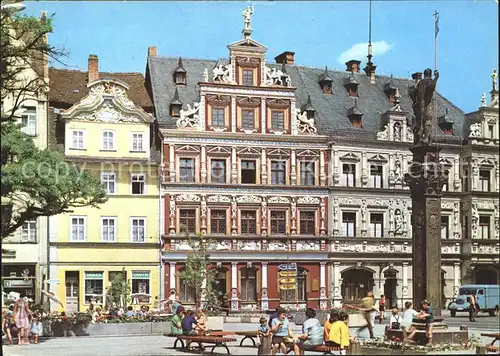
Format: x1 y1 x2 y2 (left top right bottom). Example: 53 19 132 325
178 233 220 310
1 9 107 239
106 271 131 308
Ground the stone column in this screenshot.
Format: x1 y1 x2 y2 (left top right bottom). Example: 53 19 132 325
404 145 447 318
319 262 328 310
261 262 269 310
453 262 461 297
402 262 409 303
291 150 297 185
261 148 267 184
291 98 297 135
231 148 238 184
169 144 176 182
333 149 340 185
169 262 176 294
332 262 342 307
231 262 239 310
361 152 368 186
261 99 266 134
200 146 207 183
320 150 326 186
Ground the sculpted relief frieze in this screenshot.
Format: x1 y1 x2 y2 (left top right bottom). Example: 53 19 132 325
236 195 262 204
237 240 261 251
268 196 290 204
297 196 321 205
74 101 142 123
296 240 320 251
176 194 201 202
332 240 411 254
207 195 232 203
472 243 500 255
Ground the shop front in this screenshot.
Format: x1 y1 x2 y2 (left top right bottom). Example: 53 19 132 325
1 264 38 302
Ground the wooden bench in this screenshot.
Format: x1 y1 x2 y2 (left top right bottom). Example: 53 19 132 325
174 335 236 354
284 343 341 355
481 333 500 346
486 345 500 353
235 331 259 346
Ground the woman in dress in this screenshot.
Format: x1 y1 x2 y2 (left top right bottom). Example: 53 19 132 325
14 297 31 344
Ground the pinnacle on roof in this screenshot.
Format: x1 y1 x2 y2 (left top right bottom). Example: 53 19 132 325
347 99 363 117
171 88 182 105
344 73 359 86
302 95 315 112
174 57 187 73
318 66 333 83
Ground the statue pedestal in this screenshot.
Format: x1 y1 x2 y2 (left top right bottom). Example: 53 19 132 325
404 145 449 317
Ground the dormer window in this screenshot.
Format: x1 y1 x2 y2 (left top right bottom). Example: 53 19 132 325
170 88 182 117
318 66 333 95
384 78 398 103
347 100 363 128
242 69 254 86
438 108 454 135
173 57 187 85
302 95 316 118
344 75 359 97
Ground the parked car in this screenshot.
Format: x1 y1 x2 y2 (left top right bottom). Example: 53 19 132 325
448 284 500 317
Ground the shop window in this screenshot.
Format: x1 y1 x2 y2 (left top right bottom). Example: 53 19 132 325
370 213 383 237
179 158 195 183
299 211 315 235
300 161 315 185
271 160 286 185
241 211 257 235
241 160 256 184
84 271 104 305
210 210 227 234
131 271 151 304
240 267 257 302
179 209 196 234
270 211 286 235
211 159 226 183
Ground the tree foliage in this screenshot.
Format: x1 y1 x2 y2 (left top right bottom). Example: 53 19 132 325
1 9 107 239
178 233 220 309
107 271 131 308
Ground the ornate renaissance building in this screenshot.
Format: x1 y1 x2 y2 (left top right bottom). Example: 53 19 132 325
147 16 499 310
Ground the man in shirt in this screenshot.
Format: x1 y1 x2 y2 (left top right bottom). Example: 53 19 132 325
401 301 419 343
357 291 375 338
182 310 198 335
415 300 433 346
268 306 281 329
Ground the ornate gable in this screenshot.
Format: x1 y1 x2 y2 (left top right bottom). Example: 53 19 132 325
61 79 154 123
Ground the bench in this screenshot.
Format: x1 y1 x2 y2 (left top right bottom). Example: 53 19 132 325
486 345 500 353
235 331 259 346
481 333 500 346
172 335 236 354
284 343 341 355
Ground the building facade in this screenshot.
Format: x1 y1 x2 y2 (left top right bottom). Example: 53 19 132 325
147 18 499 311
1 12 50 304
47 57 162 312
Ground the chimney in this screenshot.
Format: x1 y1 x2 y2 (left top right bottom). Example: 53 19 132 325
275 51 295 65
88 54 99 83
412 72 422 81
345 60 361 73
148 46 157 57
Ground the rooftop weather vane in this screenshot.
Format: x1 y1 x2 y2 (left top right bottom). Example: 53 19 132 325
242 5 254 39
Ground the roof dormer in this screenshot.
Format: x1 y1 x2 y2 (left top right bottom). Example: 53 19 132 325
438 108 454 135
318 66 333 95
173 57 187 85
344 74 359 97
347 99 363 128
384 76 398 103
169 88 182 117
302 95 316 118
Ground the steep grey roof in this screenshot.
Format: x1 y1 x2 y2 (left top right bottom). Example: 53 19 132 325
147 56 468 140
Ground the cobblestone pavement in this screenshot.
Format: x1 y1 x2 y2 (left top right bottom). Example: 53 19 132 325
2 323 498 356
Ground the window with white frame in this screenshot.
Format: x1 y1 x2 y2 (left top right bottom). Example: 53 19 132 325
300 161 315 186
369 213 383 237
342 212 356 237
131 218 146 242
270 160 286 185
70 216 86 241
370 165 383 188
71 130 85 149
21 106 36 136
101 172 116 194
478 215 490 239
84 271 104 305
131 271 151 303
131 174 145 194
131 133 144 151
479 169 490 192
102 131 115 150
179 158 195 183
441 216 449 239
21 220 37 243
342 163 356 187
101 217 116 242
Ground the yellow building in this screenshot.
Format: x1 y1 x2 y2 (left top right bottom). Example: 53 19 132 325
47 57 161 312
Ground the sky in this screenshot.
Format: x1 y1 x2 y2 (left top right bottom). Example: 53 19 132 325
24 0 499 113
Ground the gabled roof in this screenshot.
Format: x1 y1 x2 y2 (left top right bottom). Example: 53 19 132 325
146 55 467 139
48 68 153 110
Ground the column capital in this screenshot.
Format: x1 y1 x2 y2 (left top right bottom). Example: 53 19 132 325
454 262 461 267
261 262 268 266
333 261 341 267
231 261 238 267
320 262 327 266
169 262 176 267
402 262 409 267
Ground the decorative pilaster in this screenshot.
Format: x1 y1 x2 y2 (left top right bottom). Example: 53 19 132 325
332 198 340 236
231 196 237 235
291 150 297 185
231 262 239 310
319 262 327 310
402 262 408 297
199 94 206 131
169 262 176 294
201 146 207 183
496 160 500 192
319 150 326 186
360 198 368 237
453 157 461 191
453 262 461 297
333 149 340 185
388 153 395 187
261 262 269 310
261 197 268 236
200 195 207 235
291 198 297 235
261 148 267 183
231 148 238 184
169 195 176 234
361 152 368 186
291 98 297 135
169 144 176 182
332 262 342 307
471 158 479 191
261 99 266 134
231 96 236 133
320 198 326 236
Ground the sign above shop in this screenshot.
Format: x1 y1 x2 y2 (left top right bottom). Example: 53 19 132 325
4 279 33 288
278 263 297 271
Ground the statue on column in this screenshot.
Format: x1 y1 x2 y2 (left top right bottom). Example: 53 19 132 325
409 68 439 145
492 69 498 92
242 6 254 31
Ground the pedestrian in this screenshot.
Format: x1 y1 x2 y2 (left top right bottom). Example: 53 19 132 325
415 300 434 346
30 313 42 344
356 291 375 339
323 309 339 344
468 292 478 322
296 307 324 355
379 295 386 324
257 316 272 355
389 308 401 330
328 311 353 355
401 301 418 344
2 306 15 345
14 296 31 345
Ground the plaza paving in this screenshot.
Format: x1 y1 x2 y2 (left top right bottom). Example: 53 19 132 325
3 321 499 356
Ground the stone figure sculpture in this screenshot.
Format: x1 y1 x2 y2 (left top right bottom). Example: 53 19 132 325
203 68 209 82
297 109 317 133
242 5 254 31
492 69 498 92
481 93 487 107
212 64 231 83
409 68 439 145
177 103 200 128
469 122 481 138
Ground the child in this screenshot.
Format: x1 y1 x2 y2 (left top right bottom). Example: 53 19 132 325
30 313 42 344
257 316 272 356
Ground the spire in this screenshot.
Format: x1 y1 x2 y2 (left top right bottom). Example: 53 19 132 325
171 88 182 105
174 57 186 73
363 0 377 84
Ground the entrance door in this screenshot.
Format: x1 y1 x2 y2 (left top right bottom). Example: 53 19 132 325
65 271 79 313
384 270 398 308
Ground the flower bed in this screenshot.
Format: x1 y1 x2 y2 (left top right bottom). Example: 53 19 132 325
351 337 477 355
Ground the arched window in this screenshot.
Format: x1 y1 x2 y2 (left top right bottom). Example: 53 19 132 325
279 267 307 302
102 130 115 150
341 268 374 301
240 267 257 302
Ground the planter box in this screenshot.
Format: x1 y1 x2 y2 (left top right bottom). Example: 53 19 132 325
293 310 363 327
206 316 224 331
352 346 431 355
43 322 171 337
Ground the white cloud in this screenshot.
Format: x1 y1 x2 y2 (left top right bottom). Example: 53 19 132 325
338 41 392 64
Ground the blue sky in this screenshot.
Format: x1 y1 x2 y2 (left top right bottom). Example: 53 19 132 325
25 1 498 113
